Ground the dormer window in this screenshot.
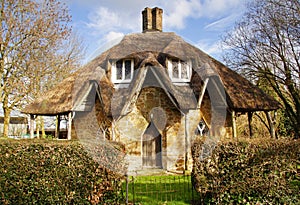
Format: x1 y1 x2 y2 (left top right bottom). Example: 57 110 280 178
167 59 192 82
111 59 134 83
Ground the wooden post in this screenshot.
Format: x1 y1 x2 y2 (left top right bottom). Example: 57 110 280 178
232 110 237 138
55 115 60 139
67 112 72 140
248 112 253 138
30 114 35 139
36 116 40 139
184 114 188 173
41 116 45 137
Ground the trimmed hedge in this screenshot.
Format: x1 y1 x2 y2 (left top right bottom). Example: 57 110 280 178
192 138 300 204
0 139 126 204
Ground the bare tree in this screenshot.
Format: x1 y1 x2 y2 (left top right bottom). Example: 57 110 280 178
0 0 84 137
222 0 300 138
28 32 84 138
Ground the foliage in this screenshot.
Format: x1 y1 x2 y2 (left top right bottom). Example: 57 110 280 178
222 0 300 138
0 139 126 204
192 137 300 204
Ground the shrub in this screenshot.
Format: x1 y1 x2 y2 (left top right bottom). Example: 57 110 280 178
192 138 300 204
0 139 127 204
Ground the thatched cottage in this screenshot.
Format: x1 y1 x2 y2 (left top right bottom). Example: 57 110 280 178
23 7 279 172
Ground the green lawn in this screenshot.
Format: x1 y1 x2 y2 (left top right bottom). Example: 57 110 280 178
123 175 199 205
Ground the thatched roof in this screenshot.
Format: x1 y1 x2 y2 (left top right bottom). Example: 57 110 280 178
22 31 279 115
22 66 114 115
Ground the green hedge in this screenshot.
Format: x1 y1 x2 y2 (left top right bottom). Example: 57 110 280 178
0 139 127 204
192 138 300 204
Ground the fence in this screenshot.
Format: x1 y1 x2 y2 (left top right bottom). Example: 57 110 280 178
123 174 199 204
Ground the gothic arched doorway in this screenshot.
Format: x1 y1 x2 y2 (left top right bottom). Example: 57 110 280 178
142 122 162 168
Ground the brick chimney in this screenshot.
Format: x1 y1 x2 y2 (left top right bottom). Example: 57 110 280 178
142 7 163 32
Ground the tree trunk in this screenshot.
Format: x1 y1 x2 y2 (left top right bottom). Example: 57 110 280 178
295 107 300 139
2 107 11 138
265 111 277 139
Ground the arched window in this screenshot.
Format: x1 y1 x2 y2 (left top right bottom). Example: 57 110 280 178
195 119 209 136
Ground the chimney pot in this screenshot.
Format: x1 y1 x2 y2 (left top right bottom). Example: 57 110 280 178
142 7 163 32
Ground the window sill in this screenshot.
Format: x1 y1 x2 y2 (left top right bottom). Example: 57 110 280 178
113 83 131 89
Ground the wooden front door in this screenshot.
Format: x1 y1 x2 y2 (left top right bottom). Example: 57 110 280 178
142 122 162 167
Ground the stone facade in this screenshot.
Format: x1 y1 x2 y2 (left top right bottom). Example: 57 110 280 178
71 98 111 141
115 87 186 172
70 86 233 173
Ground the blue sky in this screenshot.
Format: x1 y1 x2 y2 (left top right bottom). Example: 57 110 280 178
62 0 247 63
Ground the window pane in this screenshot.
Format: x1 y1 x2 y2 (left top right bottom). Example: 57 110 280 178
172 60 179 78
124 60 131 80
181 61 189 79
116 60 122 80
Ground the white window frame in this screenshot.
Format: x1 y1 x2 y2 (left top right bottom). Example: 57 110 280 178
167 59 192 83
111 59 134 83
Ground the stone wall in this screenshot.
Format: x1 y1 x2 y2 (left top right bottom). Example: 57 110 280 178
72 98 109 141
70 87 233 173
115 86 187 172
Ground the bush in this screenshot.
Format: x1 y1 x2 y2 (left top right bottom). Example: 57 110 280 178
0 139 127 204
192 138 300 204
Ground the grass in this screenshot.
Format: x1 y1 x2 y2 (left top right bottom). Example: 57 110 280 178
123 175 199 205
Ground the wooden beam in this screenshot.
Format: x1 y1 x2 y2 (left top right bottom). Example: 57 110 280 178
67 112 72 140
232 110 237 138
30 114 35 139
197 78 209 109
248 112 253 138
55 115 60 139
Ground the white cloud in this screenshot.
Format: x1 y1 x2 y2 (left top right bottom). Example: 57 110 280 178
196 39 223 59
201 0 244 17
163 0 244 30
85 31 124 63
204 12 242 31
104 31 124 42
86 7 121 32
163 0 202 29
